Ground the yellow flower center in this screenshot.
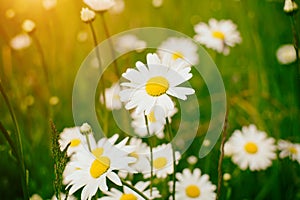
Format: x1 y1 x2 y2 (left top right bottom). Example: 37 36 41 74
212 31 225 40
147 111 156 123
70 139 81 147
153 157 167 169
120 194 137 200
244 142 258 154
172 51 184 60
130 152 139 160
145 76 169 97
185 184 201 198
90 156 110 178
92 147 104 159
289 147 297 154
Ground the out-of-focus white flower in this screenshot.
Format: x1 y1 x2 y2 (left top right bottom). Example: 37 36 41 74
100 82 122 110
80 7 96 23
278 140 300 164
224 124 276 171
30 194 43 200
223 173 231 181
114 34 146 54
276 44 297 65
109 0 125 14
5 9 15 19
77 30 89 42
284 0 298 13
49 96 59 106
22 19 36 33
194 18 242 55
83 0 115 12
174 168 216 199
42 0 57 10
157 37 199 66
152 0 163 8
187 155 198 165
10 33 32 50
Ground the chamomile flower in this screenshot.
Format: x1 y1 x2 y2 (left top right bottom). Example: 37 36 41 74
144 143 180 178
174 168 216 200
276 44 297 65
278 140 300 164
114 34 146 54
22 19 36 33
157 37 199 66
120 53 194 115
83 0 115 12
99 181 161 200
59 126 96 156
194 18 241 55
100 82 122 110
109 0 125 14
81 7 96 23
131 105 177 138
224 124 276 171
65 137 136 200
10 33 32 50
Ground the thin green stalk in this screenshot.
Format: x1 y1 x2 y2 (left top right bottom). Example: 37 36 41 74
166 118 176 200
290 14 300 75
121 179 150 200
89 22 108 134
144 114 153 196
216 110 229 200
0 121 18 159
0 79 29 200
100 13 120 78
31 33 50 86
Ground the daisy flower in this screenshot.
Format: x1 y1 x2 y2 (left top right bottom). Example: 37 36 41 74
174 168 216 200
157 37 199 66
109 0 125 14
59 126 96 156
10 33 32 50
119 53 194 115
114 34 146 54
83 0 115 12
99 82 122 110
99 181 161 200
127 137 150 173
284 0 298 13
131 105 177 139
276 44 297 65
194 18 241 55
64 136 136 200
278 140 300 164
144 143 180 178
224 124 276 171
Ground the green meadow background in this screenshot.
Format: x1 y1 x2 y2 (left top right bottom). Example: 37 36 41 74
0 0 299 199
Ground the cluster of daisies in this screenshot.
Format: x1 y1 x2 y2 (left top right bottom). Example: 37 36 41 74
58 123 217 200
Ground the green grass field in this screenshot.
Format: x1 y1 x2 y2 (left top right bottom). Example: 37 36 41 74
0 0 300 199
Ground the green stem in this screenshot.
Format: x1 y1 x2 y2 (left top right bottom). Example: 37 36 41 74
89 22 108 134
0 121 18 159
32 33 50 87
290 14 300 75
0 79 29 200
100 13 120 78
121 179 150 200
166 118 176 200
144 114 153 196
216 110 229 200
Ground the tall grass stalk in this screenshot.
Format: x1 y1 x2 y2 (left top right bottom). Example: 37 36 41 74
0 79 29 199
144 114 154 196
